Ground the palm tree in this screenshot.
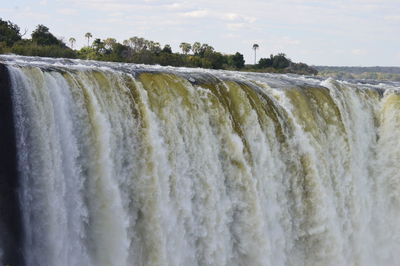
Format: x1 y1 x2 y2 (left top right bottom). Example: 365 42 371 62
252 43 259 64
85 32 92 47
69 37 76 49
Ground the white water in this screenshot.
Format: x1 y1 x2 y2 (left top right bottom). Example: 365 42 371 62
1 55 400 266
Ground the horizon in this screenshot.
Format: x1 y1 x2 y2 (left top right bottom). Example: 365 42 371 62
1 0 399 67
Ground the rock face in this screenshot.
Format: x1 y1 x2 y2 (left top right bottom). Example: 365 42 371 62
0 63 23 266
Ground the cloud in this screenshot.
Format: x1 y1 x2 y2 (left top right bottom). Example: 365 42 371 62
351 49 367 55
180 9 210 18
223 33 240 39
164 2 185 10
222 13 256 23
226 23 248 30
57 8 78 15
384 15 400 21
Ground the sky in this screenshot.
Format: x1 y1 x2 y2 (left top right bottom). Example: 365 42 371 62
1 0 399 66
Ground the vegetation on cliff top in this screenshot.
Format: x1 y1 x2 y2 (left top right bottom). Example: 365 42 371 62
0 18 317 75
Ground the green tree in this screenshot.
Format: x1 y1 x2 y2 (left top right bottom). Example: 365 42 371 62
92 38 105 54
229 52 245 69
85 32 92 47
123 36 147 52
146 41 161 54
0 18 21 46
272 53 290 69
103 38 116 50
162 44 172 54
199 44 214 57
258 57 272 68
179 42 191 54
206 51 225 69
31 24 64 46
192 42 201 55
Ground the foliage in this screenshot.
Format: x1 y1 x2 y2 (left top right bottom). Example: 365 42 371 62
192 42 201 55
228 52 245 69
287 62 318 75
258 57 272 68
31 25 65 47
162 44 172 54
252 53 317 75
272 53 290 68
11 41 76 58
179 42 191 54
0 18 21 46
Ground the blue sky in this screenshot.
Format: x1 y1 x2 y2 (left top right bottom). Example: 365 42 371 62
1 0 399 66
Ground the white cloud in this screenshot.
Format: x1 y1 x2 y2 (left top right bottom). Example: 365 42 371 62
180 9 210 18
223 33 240 39
164 2 184 10
226 23 246 30
57 8 78 15
384 15 400 21
351 49 367 56
222 13 256 23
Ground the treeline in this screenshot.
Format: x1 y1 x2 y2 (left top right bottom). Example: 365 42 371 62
1 19 317 74
247 53 318 75
0 20 75 58
77 37 246 70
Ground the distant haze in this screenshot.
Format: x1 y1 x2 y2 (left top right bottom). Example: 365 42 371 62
1 0 399 66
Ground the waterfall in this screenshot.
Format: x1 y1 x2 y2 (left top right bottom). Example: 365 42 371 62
0 55 399 266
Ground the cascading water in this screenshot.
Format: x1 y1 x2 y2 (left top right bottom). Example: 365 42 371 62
0 55 399 266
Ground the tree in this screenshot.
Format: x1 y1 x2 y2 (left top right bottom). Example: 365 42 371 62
85 32 92 47
179 42 191 54
272 53 290 69
92 38 105 54
162 44 172 54
229 52 245 69
31 24 64 46
0 18 21 46
199 43 214 57
123 36 147 52
103 38 117 50
146 41 161 54
206 51 225 69
69 37 76 49
192 42 201 55
252 43 259 64
258 57 272 68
